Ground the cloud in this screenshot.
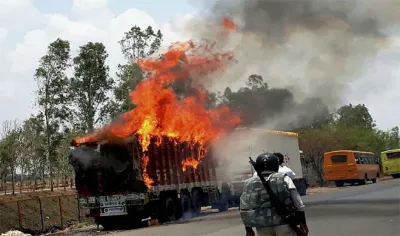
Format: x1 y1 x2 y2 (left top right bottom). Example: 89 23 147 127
10 5 193 74
0 0 31 7
0 28 7 43
0 0 194 125
72 0 108 10
0 0 44 32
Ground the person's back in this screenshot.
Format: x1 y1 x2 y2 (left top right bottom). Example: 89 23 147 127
274 152 296 179
240 153 306 236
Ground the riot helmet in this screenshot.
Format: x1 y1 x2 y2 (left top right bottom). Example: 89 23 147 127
255 152 280 172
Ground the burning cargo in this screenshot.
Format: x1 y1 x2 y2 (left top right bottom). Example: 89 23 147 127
69 18 241 229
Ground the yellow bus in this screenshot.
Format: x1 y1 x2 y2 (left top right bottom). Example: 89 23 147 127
324 150 380 187
381 149 400 178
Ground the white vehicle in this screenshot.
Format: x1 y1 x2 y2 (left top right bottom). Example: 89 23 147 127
213 128 308 206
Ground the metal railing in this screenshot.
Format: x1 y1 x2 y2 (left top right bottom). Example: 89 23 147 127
0 178 75 196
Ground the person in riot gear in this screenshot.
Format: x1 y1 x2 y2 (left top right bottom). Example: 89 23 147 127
240 153 307 236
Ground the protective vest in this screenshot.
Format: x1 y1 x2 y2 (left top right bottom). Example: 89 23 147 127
239 172 293 228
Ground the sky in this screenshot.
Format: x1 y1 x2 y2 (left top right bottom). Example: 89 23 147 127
0 0 398 131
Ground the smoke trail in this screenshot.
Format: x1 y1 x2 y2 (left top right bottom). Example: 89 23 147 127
182 0 399 176
186 0 398 108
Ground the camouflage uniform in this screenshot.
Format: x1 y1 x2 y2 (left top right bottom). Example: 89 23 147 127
240 172 296 236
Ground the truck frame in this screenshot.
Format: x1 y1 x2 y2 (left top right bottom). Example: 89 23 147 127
70 135 229 230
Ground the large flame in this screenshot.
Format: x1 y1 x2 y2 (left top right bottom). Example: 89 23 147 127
74 18 241 189
182 157 200 172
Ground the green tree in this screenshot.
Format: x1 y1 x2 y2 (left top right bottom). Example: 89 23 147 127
335 104 375 129
222 75 294 126
112 26 163 117
387 126 400 148
0 120 22 195
299 124 340 186
34 38 71 191
112 63 144 115
119 25 163 61
55 129 84 190
71 42 114 131
20 115 46 190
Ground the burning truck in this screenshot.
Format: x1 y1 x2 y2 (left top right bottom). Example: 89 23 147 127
69 135 232 229
69 22 241 229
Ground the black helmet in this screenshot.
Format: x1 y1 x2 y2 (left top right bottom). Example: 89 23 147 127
255 152 280 172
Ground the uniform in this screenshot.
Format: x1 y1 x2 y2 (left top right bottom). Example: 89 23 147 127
278 165 296 179
240 172 304 236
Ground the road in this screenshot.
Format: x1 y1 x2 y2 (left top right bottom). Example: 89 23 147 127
71 179 400 236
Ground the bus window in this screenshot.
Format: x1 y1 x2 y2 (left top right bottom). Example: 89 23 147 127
331 155 347 163
359 154 366 164
387 152 400 159
355 153 362 164
366 155 372 164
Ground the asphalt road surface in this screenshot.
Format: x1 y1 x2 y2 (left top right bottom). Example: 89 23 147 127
72 179 400 236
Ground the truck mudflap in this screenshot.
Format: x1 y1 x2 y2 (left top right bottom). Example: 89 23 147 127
79 193 148 217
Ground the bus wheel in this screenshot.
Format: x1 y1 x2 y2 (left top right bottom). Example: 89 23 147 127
392 174 400 179
371 178 377 183
358 179 366 185
335 181 344 187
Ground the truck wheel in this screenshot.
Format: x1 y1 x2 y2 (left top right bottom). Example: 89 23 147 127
358 179 366 185
180 193 192 219
159 197 179 223
96 217 124 230
217 193 229 212
191 190 202 216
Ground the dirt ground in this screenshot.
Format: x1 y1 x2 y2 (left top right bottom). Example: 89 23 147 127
0 190 90 235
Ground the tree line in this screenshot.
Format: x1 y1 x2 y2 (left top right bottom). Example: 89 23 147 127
0 24 398 193
0 26 163 193
219 75 399 185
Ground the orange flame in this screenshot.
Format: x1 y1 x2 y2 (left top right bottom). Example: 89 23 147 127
141 154 154 188
74 18 242 189
222 17 237 30
182 157 200 172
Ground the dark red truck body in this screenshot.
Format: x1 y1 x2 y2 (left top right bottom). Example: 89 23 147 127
70 136 228 229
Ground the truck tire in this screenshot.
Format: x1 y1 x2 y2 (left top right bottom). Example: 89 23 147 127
191 190 202 216
217 193 229 212
180 193 192 219
159 197 179 223
96 218 117 231
96 217 128 230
